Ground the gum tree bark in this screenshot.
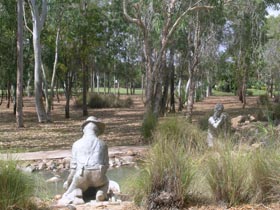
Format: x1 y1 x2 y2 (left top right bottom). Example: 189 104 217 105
16 0 24 127
27 0 48 122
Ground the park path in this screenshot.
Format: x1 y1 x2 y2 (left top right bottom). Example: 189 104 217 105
0 145 148 161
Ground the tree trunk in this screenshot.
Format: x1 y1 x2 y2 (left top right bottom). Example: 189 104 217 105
16 0 24 128
30 0 48 123
7 82 11 108
177 77 183 111
103 72 106 94
186 75 195 122
64 70 73 119
26 70 32 97
49 25 61 117
186 13 201 122
65 97 70 118
169 60 175 113
160 52 169 116
96 73 100 94
82 61 88 116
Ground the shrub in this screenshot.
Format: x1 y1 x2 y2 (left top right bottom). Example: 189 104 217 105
133 117 206 209
74 93 133 109
0 160 36 210
197 112 212 131
257 95 274 121
250 149 280 203
258 94 270 106
205 146 252 207
141 111 157 141
246 90 253 96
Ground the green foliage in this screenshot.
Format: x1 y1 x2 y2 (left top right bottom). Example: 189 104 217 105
257 94 274 121
74 93 133 109
0 160 35 210
198 112 212 131
141 111 157 141
246 90 253 96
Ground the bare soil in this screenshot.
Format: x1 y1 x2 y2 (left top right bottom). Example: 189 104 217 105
2 94 280 209
0 95 145 152
0 95 259 151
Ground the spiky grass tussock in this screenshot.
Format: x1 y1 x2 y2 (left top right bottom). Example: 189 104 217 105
0 160 36 210
205 147 252 207
130 117 206 209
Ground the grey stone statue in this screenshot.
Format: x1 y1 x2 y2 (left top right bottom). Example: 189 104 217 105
58 116 109 205
207 103 229 147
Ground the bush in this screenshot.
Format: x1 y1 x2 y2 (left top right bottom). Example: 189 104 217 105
205 146 252 207
0 160 36 210
74 93 133 109
250 149 280 203
141 111 157 141
133 117 207 209
246 90 253 96
257 95 274 121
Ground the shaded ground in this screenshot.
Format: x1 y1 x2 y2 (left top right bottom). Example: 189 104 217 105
0 95 145 152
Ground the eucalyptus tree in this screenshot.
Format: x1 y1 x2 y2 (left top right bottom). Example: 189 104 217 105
263 16 280 97
24 0 48 122
0 0 17 108
123 0 224 118
76 0 105 116
16 0 24 127
41 0 66 118
225 0 268 108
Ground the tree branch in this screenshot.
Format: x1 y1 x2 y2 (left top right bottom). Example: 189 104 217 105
39 0 47 30
122 0 145 29
166 3 214 43
23 1 33 34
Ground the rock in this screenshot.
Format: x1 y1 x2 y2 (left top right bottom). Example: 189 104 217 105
126 150 136 156
121 156 135 164
108 180 121 193
22 165 36 173
54 194 62 200
251 142 265 149
38 162 47 170
46 175 62 183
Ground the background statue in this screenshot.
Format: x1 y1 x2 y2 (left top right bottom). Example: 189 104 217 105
58 116 109 205
207 103 230 147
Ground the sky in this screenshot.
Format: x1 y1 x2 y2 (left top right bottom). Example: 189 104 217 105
266 6 280 17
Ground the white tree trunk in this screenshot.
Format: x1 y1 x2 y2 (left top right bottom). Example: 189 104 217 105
29 0 48 122
48 25 61 117
96 73 100 94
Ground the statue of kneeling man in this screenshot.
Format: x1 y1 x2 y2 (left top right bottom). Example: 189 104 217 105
58 116 109 205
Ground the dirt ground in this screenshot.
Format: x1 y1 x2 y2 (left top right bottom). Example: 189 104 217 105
2 94 280 209
0 95 145 151
0 94 259 151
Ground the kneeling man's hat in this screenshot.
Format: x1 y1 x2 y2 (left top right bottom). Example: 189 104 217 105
81 116 105 135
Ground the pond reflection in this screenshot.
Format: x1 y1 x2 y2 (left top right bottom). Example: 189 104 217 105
38 166 139 198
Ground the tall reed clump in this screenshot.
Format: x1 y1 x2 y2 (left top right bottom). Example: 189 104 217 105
205 143 252 207
0 160 36 210
250 148 280 203
131 117 206 209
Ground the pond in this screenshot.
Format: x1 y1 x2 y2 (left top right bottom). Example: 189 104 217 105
37 166 140 198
